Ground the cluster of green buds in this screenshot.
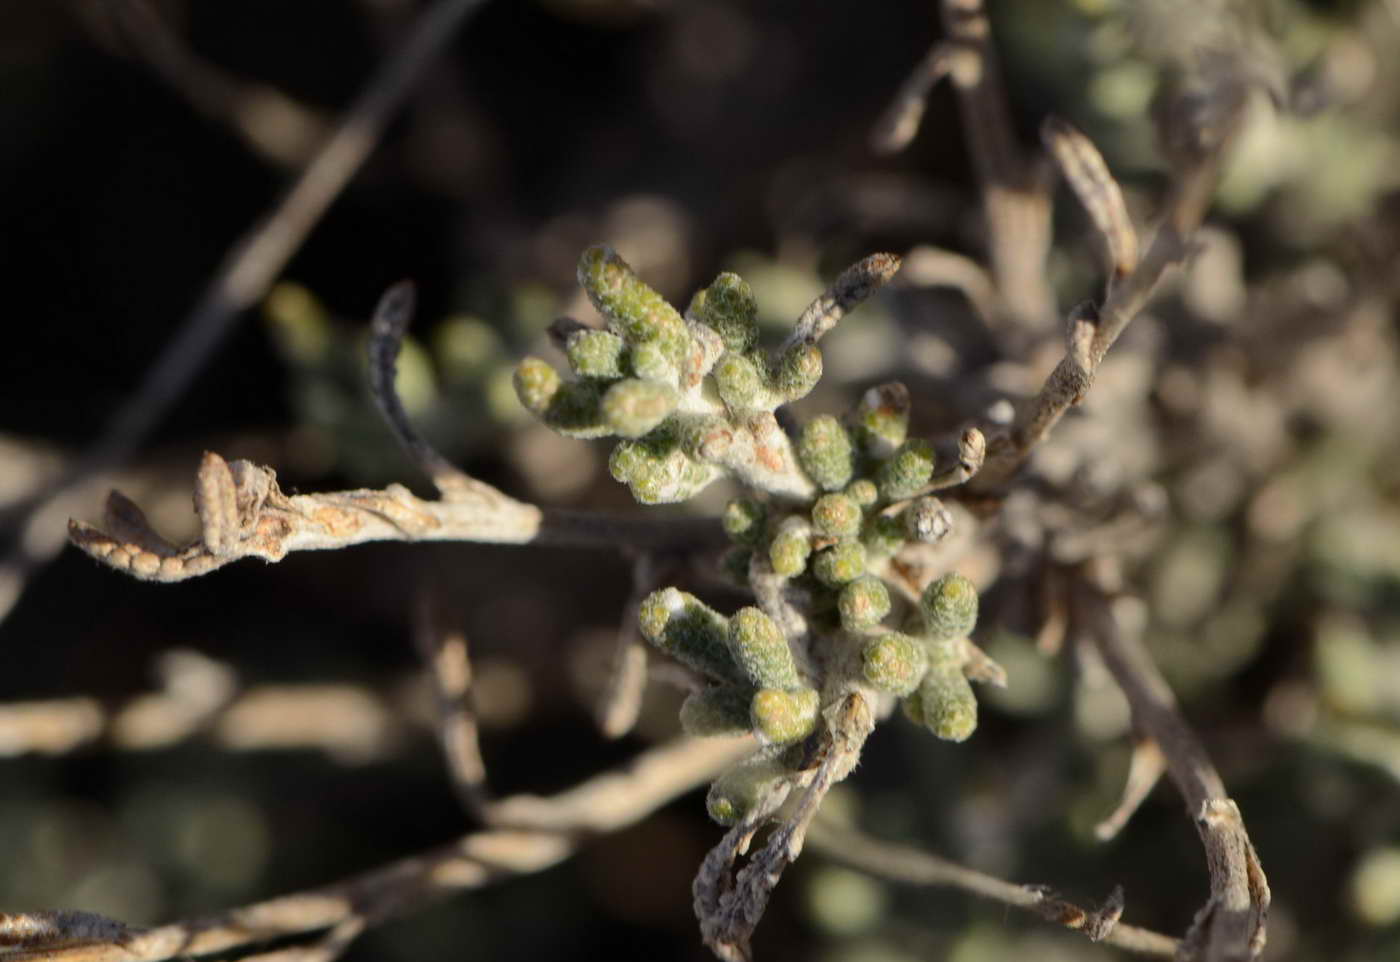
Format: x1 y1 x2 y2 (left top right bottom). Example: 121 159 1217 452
516 247 992 826
514 245 826 504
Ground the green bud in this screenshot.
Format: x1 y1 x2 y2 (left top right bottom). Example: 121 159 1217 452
862 514 906 559
577 246 688 362
810 493 862 538
628 339 676 383
772 343 823 401
714 353 768 414
915 659 977 741
861 632 928 696
727 607 801 690
839 576 892 631
680 684 755 737
515 358 611 438
600 378 677 438
877 439 935 501
637 588 742 684
769 517 813 577
722 499 767 545
688 273 759 354
565 329 626 379
797 416 856 492
706 752 791 826
514 356 561 415
751 687 820 745
845 478 878 508
921 572 978 641
904 496 952 544
812 539 867 587
850 383 910 457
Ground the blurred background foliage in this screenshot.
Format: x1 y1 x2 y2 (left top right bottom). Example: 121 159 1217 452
2 1 1399 960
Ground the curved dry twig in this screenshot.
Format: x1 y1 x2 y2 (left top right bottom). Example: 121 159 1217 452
0 735 751 962
808 819 1178 957
1079 589 1269 961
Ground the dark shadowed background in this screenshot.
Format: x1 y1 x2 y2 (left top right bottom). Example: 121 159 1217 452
2 2 1399 960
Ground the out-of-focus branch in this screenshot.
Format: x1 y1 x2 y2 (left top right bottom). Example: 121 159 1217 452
939 0 1056 330
94 0 330 169
2 735 750 962
414 597 491 821
808 819 1179 957
1081 591 1269 961
2 0 488 621
975 86 1249 490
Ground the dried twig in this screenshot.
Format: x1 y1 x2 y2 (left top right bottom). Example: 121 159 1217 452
976 85 1249 489
1042 116 1140 280
413 596 491 821
1081 591 1269 961
1 735 750 962
1095 737 1168 842
870 43 952 154
596 554 659 739
695 694 874 962
782 253 903 352
67 451 723 582
3 0 489 621
808 820 1179 957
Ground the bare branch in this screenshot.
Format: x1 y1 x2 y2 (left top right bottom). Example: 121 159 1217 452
870 43 952 155
68 453 724 583
413 597 491 821
1081 592 1269 961
1042 116 1139 279
596 554 659 739
783 253 903 351
939 0 1055 329
366 281 483 501
807 820 1179 957
4 736 747 962
1095 738 1168 842
975 85 1249 489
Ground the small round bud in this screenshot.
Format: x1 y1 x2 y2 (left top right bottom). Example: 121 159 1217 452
600 379 677 438
844 479 878 508
773 343 822 401
917 661 977 741
565 329 626 379
722 499 767 545
810 493 862 538
750 687 820 745
797 416 856 492
877 438 935 501
688 273 759 354
812 539 867 587
850 383 910 456
921 572 979 641
839 576 891 631
769 518 812 577
904 496 952 544
637 588 741 684
629 339 676 382
514 356 561 415
727 607 801 690
861 632 927 696
715 353 767 413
